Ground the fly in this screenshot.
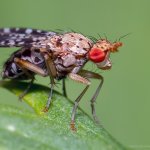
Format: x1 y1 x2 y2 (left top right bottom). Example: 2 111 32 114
0 28 123 131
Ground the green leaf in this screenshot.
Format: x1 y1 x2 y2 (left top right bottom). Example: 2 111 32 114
0 81 128 150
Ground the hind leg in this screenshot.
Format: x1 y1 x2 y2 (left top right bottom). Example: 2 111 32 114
14 58 44 101
14 52 57 111
18 77 34 100
1 63 35 100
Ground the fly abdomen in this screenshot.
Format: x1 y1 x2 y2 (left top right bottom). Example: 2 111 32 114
2 58 25 79
2 47 46 80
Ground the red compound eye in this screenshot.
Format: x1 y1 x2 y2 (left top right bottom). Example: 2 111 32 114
89 48 106 63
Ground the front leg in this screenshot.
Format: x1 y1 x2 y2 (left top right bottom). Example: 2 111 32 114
68 73 91 131
78 69 104 123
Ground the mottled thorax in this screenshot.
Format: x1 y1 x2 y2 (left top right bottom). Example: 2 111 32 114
45 33 93 78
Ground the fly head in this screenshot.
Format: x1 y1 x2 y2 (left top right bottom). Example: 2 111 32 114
89 39 123 70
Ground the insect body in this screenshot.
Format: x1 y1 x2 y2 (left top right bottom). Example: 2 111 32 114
0 28 122 130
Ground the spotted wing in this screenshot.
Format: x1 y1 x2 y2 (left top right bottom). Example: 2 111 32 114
0 28 56 48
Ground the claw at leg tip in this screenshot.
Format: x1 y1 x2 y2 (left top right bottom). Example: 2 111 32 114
70 121 77 132
42 107 49 112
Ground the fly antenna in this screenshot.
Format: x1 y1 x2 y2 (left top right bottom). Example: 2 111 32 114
118 32 131 41
103 33 107 40
88 36 98 43
97 33 102 40
114 38 118 43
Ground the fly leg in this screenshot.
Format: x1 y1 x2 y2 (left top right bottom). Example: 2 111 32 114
16 63 35 100
14 58 48 77
78 69 104 124
41 52 57 112
1 59 35 100
18 78 34 100
14 57 48 100
68 73 91 131
14 49 57 112
62 78 67 97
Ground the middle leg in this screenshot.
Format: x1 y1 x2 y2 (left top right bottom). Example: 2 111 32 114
42 52 57 112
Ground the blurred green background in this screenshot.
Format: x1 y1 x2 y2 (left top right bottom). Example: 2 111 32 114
0 0 149 148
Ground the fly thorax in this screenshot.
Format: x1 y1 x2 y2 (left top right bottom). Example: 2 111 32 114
61 54 76 67
46 33 93 78
47 33 93 54
61 33 92 55
54 53 76 73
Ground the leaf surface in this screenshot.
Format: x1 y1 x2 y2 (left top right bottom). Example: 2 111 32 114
0 81 127 150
